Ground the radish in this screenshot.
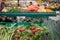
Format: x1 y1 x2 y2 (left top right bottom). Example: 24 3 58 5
27 38 30 40
19 29 25 33
13 35 21 39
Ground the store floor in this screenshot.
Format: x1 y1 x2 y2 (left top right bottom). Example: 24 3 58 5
43 18 60 40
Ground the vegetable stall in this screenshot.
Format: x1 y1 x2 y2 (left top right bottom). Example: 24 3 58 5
0 0 59 40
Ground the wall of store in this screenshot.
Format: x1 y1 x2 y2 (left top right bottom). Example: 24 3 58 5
43 18 60 40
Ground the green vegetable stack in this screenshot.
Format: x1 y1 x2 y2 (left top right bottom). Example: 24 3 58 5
12 24 49 40
0 24 49 40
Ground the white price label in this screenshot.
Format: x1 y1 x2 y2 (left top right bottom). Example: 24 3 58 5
56 11 60 14
17 16 25 22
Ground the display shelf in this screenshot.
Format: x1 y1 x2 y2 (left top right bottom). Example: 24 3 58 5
0 12 56 18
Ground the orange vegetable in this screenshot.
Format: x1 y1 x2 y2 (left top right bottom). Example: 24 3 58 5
46 9 54 12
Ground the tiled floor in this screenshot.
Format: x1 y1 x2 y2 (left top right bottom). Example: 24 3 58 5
43 18 60 40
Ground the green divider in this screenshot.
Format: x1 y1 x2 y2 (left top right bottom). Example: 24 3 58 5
0 22 42 27
16 22 42 27
0 12 56 18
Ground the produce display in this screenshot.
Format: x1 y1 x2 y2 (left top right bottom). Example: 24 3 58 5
0 16 43 23
0 16 16 22
2 1 60 12
0 0 59 40
0 4 54 13
0 24 15 40
0 24 49 40
0 1 60 12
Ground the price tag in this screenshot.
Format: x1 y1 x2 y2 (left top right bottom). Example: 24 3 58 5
17 16 25 22
56 11 60 14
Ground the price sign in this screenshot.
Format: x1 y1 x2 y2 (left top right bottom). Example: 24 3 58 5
17 16 25 22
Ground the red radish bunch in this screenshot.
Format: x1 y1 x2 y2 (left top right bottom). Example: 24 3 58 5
30 33 34 36
19 29 25 33
30 27 37 30
13 35 21 39
37 28 41 32
30 27 41 33
30 27 37 34
27 38 30 40
30 27 41 37
12 26 49 40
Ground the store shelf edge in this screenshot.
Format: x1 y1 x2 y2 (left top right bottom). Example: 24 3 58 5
0 12 56 18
